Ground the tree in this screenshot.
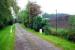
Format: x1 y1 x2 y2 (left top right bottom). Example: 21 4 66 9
18 10 29 24
28 2 41 17
33 16 50 33
12 0 19 15
0 0 12 27
0 0 19 29
33 16 42 31
27 2 41 28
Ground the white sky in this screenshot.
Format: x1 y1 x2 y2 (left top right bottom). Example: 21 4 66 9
16 0 28 10
17 0 75 15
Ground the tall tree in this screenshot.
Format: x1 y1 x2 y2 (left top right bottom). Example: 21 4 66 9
27 2 41 28
0 0 19 28
28 2 41 17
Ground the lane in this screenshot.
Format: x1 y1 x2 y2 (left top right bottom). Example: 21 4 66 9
15 24 40 50
15 24 61 50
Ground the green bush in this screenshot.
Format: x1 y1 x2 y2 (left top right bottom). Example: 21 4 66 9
0 23 5 29
68 15 75 42
67 29 75 42
33 16 50 33
57 29 68 38
43 25 51 35
33 16 42 31
8 19 13 25
50 28 75 42
68 34 75 42
50 28 69 38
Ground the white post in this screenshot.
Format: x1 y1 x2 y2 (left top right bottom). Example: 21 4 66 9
39 29 42 34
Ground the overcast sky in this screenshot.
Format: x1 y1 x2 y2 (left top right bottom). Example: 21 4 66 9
16 0 28 10
17 0 75 15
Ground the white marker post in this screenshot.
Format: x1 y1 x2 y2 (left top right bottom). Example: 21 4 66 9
39 29 42 34
10 26 12 33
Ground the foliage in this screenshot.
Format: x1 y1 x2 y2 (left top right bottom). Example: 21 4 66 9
69 15 75 34
33 16 51 35
18 10 30 28
23 25 75 50
68 15 75 42
33 16 43 31
28 2 41 17
49 15 75 42
19 1 51 35
43 25 51 35
18 2 41 29
50 28 68 37
0 0 11 28
27 2 41 28
18 10 29 23
0 0 19 29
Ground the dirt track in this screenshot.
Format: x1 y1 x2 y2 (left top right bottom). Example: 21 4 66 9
15 24 61 50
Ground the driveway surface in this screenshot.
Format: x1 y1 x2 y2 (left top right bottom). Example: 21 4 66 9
15 24 61 50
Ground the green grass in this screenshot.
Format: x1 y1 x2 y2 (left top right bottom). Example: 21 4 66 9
51 28 69 33
0 25 15 50
21 25 75 50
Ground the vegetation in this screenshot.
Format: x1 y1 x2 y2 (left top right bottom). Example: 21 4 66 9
42 12 75 42
0 0 18 50
27 2 41 28
33 16 49 32
0 25 15 50
18 1 75 43
68 15 75 42
0 0 19 29
22 25 75 50
18 10 29 23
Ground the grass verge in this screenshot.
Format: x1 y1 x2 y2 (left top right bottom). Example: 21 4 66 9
0 24 15 50
21 24 75 50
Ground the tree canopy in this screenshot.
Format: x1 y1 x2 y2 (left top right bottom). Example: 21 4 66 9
0 0 19 28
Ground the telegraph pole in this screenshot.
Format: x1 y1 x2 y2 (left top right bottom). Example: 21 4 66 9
56 9 57 32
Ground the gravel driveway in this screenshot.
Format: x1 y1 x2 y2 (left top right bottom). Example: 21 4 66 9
15 24 62 50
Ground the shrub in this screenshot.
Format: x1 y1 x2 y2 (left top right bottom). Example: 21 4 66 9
33 16 42 31
57 29 68 38
7 19 13 25
67 29 75 42
0 22 5 29
68 34 75 42
68 15 75 42
33 16 50 33
50 28 69 38
43 25 51 35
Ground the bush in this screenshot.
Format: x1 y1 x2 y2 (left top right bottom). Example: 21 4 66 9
57 29 68 38
33 16 43 31
67 30 75 42
68 15 75 42
8 19 13 25
0 19 13 30
50 28 69 38
50 28 75 42
43 25 51 35
0 23 5 29
68 34 75 42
